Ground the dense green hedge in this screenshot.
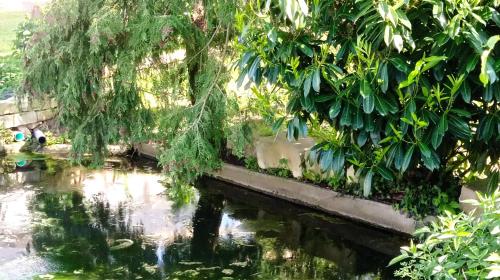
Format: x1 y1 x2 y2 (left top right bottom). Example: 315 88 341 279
236 0 499 195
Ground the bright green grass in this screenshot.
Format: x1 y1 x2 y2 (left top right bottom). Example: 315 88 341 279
0 11 26 56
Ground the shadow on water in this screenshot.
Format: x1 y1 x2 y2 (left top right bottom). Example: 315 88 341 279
0 156 407 279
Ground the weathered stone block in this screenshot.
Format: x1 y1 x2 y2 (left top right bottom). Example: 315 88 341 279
254 133 314 178
0 98 19 115
36 109 57 122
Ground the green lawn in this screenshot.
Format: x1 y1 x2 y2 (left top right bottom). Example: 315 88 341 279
0 11 26 56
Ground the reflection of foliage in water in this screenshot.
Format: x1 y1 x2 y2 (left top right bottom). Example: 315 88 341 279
30 191 161 279
22 171 395 280
164 181 197 209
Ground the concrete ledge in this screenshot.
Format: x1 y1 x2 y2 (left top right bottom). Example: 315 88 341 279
2 143 129 157
211 163 418 234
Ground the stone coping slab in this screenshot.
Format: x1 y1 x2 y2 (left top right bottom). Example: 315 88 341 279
211 163 419 235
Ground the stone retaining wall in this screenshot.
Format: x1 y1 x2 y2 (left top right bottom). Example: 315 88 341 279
0 97 57 129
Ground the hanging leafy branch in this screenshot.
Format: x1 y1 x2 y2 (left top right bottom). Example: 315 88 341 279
236 0 500 195
20 0 239 183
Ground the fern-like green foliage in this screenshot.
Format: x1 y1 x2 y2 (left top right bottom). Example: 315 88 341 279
21 0 239 183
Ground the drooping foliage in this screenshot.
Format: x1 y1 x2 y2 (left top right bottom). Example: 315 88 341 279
21 0 237 183
236 0 500 195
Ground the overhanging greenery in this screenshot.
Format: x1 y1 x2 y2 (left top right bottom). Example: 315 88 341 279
20 0 238 183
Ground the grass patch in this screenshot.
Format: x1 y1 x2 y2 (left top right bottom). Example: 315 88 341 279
0 11 26 56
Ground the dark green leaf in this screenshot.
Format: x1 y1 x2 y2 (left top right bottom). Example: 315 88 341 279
478 115 495 141
329 100 342 119
319 149 333 171
332 149 345 173
418 142 431 158
431 127 444 149
460 81 471 103
401 145 415 172
438 115 448 134
360 79 373 98
354 109 364 129
340 105 352 126
379 62 389 93
394 143 404 170
377 166 394 180
422 150 440 171
448 114 472 140
298 43 313 57
303 75 311 97
357 131 368 147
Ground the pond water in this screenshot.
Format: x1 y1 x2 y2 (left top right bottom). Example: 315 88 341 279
0 155 407 280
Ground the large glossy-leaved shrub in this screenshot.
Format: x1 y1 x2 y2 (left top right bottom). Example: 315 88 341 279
390 189 500 279
236 0 500 195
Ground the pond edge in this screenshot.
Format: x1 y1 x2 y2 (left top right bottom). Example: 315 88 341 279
210 163 420 235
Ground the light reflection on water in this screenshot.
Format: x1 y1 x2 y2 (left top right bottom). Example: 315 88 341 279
0 157 407 279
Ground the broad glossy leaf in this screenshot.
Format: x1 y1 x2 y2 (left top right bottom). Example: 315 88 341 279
312 68 321 92
319 149 333 171
431 127 444 149
422 56 447 72
332 149 345 173
298 43 313 57
375 95 389 116
357 131 368 147
438 115 448 134
393 34 403 52
448 114 472 140
461 81 471 103
401 145 415 172
418 142 432 158
360 79 373 98
397 10 411 29
363 94 375 114
354 109 364 130
340 105 352 126
329 100 342 119
303 75 311 97
384 25 393 46
272 117 285 133
297 0 309 16
363 170 373 197
484 83 494 102
390 57 410 73
377 166 394 180
478 115 495 141
422 150 440 171
394 143 404 170
379 62 389 93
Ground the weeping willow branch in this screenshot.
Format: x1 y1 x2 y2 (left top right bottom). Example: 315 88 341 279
21 0 240 183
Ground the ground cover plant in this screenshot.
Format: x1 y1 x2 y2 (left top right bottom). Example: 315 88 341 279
391 189 500 279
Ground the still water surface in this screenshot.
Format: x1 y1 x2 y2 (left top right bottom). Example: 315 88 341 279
0 156 407 279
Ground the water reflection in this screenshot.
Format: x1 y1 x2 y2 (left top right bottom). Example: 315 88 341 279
0 157 407 279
